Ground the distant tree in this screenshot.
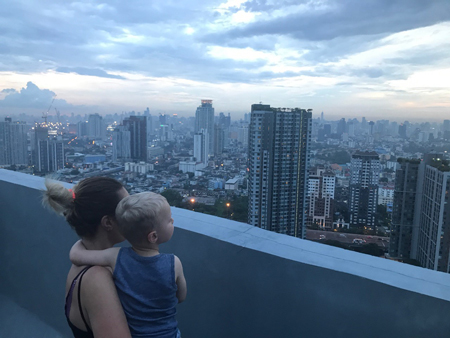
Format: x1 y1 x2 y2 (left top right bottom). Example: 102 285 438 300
379 177 388 183
354 243 385 257
161 189 183 207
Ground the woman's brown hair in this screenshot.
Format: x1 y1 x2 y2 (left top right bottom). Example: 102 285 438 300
43 176 125 238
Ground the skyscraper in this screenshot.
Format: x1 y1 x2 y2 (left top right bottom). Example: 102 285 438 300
31 126 64 173
112 125 131 162
88 114 104 140
248 104 312 238
389 158 423 259
349 151 380 228
194 129 209 168
214 124 224 155
123 116 147 162
416 155 450 272
0 118 28 165
195 100 215 156
307 167 335 229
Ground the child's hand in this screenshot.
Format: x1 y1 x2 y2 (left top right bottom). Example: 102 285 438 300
69 240 87 266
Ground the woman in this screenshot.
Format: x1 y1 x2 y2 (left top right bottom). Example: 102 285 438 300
43 176 132 338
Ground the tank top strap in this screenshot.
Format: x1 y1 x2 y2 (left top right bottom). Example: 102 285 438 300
77 266 94 333
65 266 92 318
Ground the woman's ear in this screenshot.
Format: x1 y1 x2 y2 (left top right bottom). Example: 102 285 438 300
100 215 114 232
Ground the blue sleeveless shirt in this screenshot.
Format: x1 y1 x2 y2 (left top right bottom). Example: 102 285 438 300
114 248 178 338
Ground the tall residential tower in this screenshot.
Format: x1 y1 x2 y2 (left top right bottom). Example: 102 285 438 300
248 104 312 238
195 100 215 156
349 151 380 228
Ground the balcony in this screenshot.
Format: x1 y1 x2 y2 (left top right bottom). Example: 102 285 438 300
1 169 450 337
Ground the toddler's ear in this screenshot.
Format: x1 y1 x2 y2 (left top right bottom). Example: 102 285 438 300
147 231 158 244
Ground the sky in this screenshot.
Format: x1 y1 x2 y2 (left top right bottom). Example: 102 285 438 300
0 0 450 121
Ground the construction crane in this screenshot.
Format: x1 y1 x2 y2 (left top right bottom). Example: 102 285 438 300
41 95 57 124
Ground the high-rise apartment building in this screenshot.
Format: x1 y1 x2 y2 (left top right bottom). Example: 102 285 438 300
307 167 335 229
88 114 104 140
0 118 28 165
112 125 131 162
416 155 450 272
31 126 64 173
390 155 450 273
389 158 422 259
194 129 209 169
214 124 224 155
248 104 312 238
123 116 147 162
195 100 214 156
349 151 380 228
237 125 249 147
77 121 88 138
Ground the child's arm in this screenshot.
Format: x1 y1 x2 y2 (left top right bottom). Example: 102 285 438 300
174 255 187 303
70 240 120 271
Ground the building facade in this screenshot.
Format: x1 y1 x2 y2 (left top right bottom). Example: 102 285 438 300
248 104 312 238
123 116 147 162
195 100 215 156
112 125 131 162
307 167 335 229
349 151 380 228
88 114 104 140
0 118 28 165
389 158 422 259
194 129 209 169
416 156 450 272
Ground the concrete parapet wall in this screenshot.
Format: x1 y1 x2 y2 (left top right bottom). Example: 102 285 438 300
1 169 450 338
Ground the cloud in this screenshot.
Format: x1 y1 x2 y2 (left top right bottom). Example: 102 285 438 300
231 0 450 41
0 81 75 109
0 0 449 118
1 88 17 93
55 67 125 79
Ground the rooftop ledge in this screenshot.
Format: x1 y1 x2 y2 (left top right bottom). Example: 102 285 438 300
1 168 450 338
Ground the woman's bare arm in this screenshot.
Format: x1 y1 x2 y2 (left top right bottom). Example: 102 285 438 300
81 266 131 338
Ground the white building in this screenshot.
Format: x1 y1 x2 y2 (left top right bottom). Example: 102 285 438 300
179 161 203 174
125 161 154 174
378 185 394 206
225 178 239 190
194 129 209 169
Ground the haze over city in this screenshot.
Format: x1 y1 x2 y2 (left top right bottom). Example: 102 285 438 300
1 0 450 121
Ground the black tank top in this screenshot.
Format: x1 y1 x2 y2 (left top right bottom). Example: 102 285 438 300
65 266 94 338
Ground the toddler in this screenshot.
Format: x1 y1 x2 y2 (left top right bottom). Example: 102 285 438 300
70 192 187 338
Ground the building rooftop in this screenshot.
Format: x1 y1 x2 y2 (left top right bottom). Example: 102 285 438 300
2 169 450 337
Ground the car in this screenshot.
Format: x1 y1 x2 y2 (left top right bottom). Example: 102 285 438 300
319 235 326 240
339 234 347 238
367 236 373 239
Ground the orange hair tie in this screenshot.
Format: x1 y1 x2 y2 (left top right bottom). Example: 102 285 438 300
68 189 76 200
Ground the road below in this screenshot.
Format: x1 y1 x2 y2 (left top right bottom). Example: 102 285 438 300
306 229 390 248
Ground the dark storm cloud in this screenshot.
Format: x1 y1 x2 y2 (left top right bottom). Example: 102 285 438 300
207 0 450 41
56 67 126 79
0 82 75 109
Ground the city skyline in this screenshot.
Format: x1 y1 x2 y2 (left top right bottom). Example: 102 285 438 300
1 1 450 120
